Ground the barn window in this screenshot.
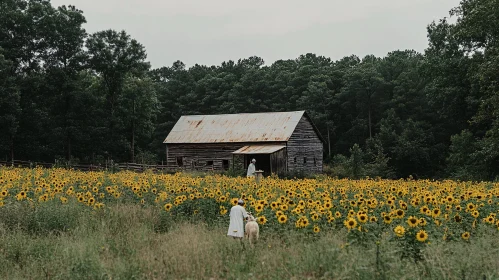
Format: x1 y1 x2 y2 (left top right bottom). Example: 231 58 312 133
303 157 307 164
222 160 229 170
293 157 297 163
314 157 317 166
176 157 183 167
206 160 213 166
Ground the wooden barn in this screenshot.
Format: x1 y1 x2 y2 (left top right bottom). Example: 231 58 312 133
163 111 324 175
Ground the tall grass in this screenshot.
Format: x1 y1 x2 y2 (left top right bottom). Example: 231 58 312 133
0 202 498 279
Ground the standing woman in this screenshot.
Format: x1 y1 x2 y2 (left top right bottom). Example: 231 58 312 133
246 158 256 177
227 199 249 239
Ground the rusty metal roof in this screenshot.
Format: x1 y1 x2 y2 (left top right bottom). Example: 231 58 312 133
232 145 286 154
164 111 306 143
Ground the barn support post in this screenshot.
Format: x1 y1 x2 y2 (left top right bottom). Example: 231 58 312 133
165 145 169 166
270 153 273 174
285 143 288 172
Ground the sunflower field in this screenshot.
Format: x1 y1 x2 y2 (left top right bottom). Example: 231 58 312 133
2 166 499 278
1 167 498 245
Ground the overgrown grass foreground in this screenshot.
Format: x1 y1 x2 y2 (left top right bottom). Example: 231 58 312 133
0 202 498 279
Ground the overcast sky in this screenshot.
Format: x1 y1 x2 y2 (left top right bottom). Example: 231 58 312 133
50 0 460 69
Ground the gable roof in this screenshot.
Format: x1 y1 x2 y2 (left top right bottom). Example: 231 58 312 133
163 111 324 144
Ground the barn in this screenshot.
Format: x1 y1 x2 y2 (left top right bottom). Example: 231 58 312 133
163 111 324 176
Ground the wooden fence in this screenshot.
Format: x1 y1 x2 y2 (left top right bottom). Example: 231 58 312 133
0 160 180 173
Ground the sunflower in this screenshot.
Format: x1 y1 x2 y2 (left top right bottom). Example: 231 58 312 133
471 210 480 218
432 208 441 218
300 217 309 227
486 216 495 224
344 218 357 230
394 225 405 237
395 209 405 218
335 211 342 218
466 203 475 211
370 216 378 222
461 232 470 240
416 230 429 242
399 202 408 210
454 215 462 223
357 213 368 223
313 225 320 233
230 198 239 206
257 216 267 225
311 213 320 221
383 215 392 224
220 208 228 215
278 215 288 224
255 204 264 212
407 216 419 228
164 203 173 212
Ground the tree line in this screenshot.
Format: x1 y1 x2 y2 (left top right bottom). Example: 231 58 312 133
1 0 498 180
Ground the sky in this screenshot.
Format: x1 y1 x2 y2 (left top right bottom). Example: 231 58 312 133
50 0 461 69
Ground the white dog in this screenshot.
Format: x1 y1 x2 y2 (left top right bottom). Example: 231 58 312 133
245 212 260 244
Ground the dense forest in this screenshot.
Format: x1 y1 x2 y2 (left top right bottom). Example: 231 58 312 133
1 0 498 180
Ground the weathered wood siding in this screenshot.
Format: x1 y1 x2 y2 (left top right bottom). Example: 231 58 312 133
287 116 323 173
166 143 242 172
166 142 287 173
270 148 287 175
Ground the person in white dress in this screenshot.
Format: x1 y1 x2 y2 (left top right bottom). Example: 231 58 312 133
227 199 249 239
246 159 256 177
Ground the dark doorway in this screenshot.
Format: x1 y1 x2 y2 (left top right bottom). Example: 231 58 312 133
244 154 271 176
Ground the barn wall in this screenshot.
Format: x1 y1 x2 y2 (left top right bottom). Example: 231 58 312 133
270 148 287 175
287 116 323 174
167 143 242 172
166 142 287 173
